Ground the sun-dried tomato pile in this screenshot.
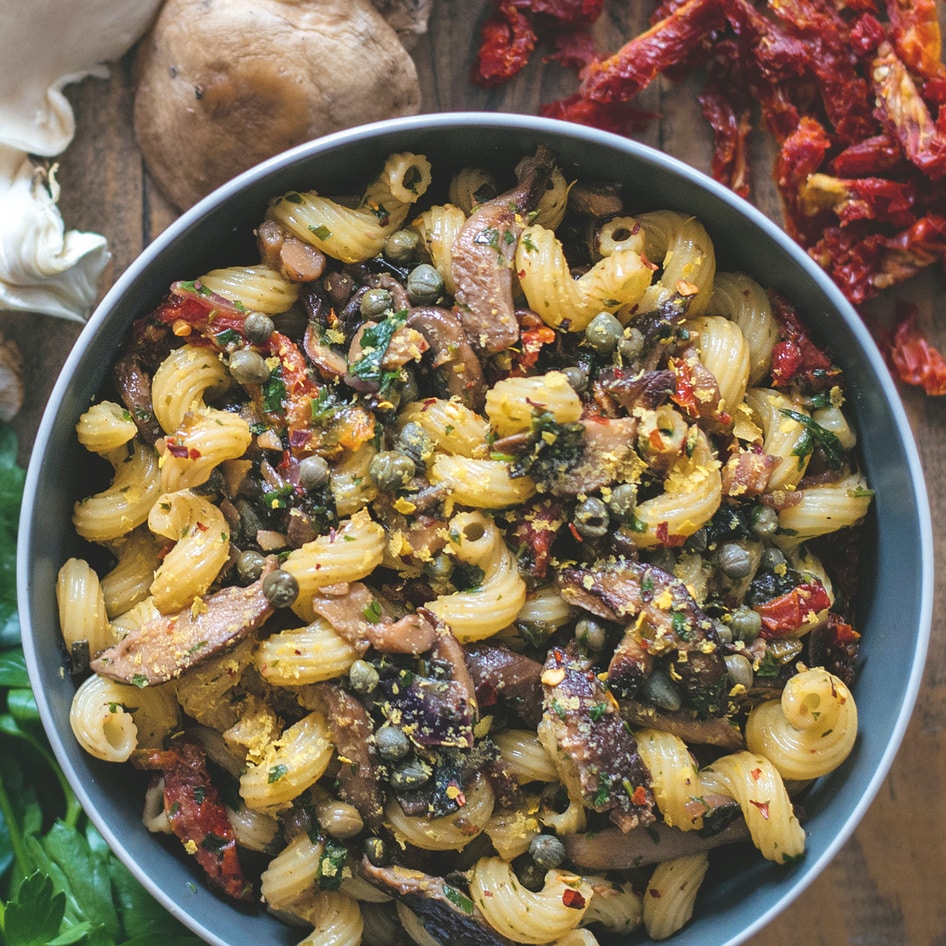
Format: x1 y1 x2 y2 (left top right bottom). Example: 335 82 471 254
473 0 946 393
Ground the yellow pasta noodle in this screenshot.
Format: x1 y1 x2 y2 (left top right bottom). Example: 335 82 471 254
642 854 710 941
746 667 858 780
56 557 118 656
198 264 299 315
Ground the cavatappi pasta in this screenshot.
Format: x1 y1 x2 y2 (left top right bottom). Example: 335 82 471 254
57 148 873 945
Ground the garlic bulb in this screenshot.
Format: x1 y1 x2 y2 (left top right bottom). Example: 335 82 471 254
0 0 163 321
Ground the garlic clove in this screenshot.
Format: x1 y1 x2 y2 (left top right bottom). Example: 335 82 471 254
0 145 109 322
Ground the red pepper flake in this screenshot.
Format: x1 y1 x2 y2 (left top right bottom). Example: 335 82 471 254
655 521 687 547
562 888 586 909
631 785 649 806
569 522 585 543
750 767 763 781
749 799 771 820
649 888 663 899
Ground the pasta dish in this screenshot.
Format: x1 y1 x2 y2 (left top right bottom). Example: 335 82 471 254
57 147 872 944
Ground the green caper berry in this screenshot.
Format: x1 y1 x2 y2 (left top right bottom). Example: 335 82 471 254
529 834 566 870
244 312 275 344
236 549 266 585
725 653 754 690
584 312 624 355
369 451 415 490
397 422 434 465
360 287 394 320
349 659 380 694
751 505 779 538
562 365 588 393
384 228 421 264
363 836 389 867
390 760 431 791
298 454 330 491
228 348 271 385
619 326 645 360
262 569 299 608
716 541 753 580
714 619 733 644
729 607 762 643
515 858 547 892
575 617 607 652
607 483 639 523
424 552 455 584
406 263 444 305
761 547 787 571
642 670 682 712
375 725 411 762
400 369 419 406
574 496 610 538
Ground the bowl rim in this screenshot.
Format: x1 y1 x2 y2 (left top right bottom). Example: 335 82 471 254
17 110 935 946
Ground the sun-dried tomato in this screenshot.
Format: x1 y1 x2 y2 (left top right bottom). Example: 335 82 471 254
889 302 946 395
547 29 600 69
699 38 752 198
528 0 605 30
755 581 832 637
884 0 944 78
830 132 906 176
872 41 946 179
770 293 839 391
132 737 251 901
539 94 657 134
579 0 726 104
473 0 537 87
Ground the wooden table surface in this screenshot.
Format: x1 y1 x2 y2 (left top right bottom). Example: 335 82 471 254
3 2 945 944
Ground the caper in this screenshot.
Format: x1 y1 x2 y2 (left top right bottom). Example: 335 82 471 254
236 549 266 585
228 348 271 385
687 528 709 553
349 659 380 694
244 312 275 344
298 454 330 491
714 619 733 644
397 422 434 465
716 541 753 580
406 263 445 305
641 669 682 712
725 653 754 690
390 759 432 791
369 450 415 490
262 569 299 608
584 311 624 355
574 496 610 538
729 606 762 643
760 546 786 571
529 834 566 870
562 365 588 393
363 836 389 867
424 552 455 584
751 505 779 538
607 483 639 524
316 800 364 839
575 617 607 652
619 326 645 361
360 287 394 320
384 228 421 264
399 369 419 406
375 725 411 762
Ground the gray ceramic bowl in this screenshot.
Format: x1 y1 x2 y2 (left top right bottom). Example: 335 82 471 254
18 113 933 946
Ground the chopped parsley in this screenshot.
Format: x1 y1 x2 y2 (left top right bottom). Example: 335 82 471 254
780 408 846 470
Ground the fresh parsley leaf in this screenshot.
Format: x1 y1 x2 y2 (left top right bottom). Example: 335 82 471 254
348 315 406 392
4 871 66 946
780 408 846 470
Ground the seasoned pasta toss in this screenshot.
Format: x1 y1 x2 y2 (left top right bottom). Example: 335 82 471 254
58 147 873 945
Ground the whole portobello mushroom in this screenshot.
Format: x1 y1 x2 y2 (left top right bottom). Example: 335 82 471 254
133 0 422 211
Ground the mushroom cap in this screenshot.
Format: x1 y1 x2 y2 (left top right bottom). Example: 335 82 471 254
133 0 422 212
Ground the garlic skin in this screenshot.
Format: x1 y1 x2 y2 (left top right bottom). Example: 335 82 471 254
0 0 163 321
0 146 109 322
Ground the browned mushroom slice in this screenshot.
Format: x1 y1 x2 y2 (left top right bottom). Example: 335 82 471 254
405 306 486 410
557 560 728 716
362 860 516 946
451 145 557 354
298 682 384 828
564 809 750 870
465 643 544 727
90 577 274 685
310 582 438 654
619 698 745 750
540 647 655 832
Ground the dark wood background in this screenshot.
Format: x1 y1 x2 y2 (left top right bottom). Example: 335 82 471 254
3 1 945 943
